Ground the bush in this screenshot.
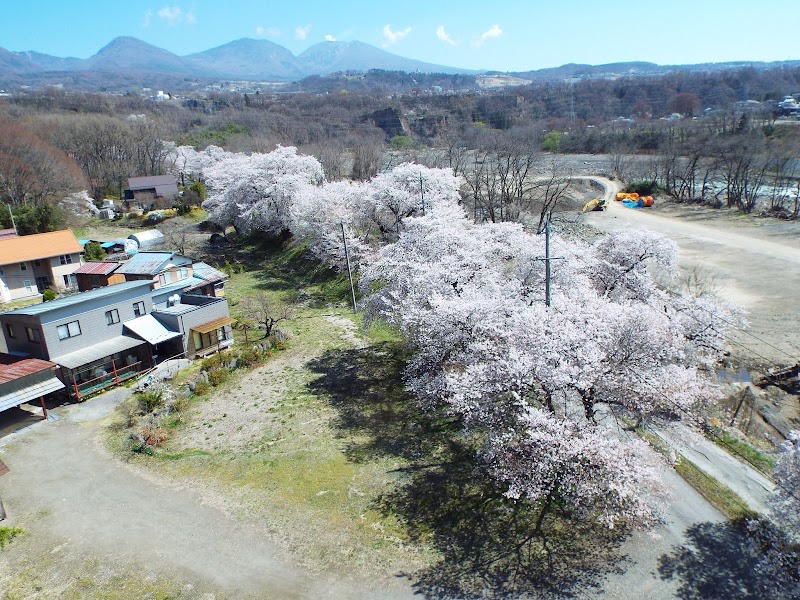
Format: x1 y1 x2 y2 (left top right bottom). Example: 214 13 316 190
144 210 164 225
207 368 230 387
625 180 660 195
84 241 106 261
541 131 562 153
193 380 211 396
235 347 263 368
141 426 169 448
42 289 57 302
201 354 225 371
138 384 172 413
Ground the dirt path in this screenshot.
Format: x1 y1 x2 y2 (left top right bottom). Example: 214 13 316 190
584 183 800 367
0 315 414 599
176 314 365 452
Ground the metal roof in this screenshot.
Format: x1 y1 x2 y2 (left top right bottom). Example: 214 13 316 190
127 175 176 190
116 252 174 276
0 281 152 316
0 230 82 265
0 354 58 384
73 261 122 276
191 262 227 283
117 251 191 276
54 335 147 370
127 230 164 244
0 376 65 412
191 316 234 334
124 315 181 345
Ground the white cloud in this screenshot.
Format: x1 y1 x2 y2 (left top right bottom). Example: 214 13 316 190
382 24 411 47
473 24 503 47
436 25 457 46
295 25 311 41
156 5 196 26
324 34 336 41
255 25 282 38
143 9 153 27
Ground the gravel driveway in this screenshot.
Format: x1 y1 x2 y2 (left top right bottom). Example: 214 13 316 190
0 398 412 599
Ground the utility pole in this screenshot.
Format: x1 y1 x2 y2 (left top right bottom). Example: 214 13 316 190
534 217 562 307
340 222 357 312
545 219 552 307
419 174 425 215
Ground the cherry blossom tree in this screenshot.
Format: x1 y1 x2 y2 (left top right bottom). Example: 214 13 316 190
746 431 800 595
202 146 324 235
361 204 735 529
366 163 462 241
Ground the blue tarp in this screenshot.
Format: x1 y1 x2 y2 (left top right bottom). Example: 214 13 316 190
623 199 644 209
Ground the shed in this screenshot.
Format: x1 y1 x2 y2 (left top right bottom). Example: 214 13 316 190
128 230 164 250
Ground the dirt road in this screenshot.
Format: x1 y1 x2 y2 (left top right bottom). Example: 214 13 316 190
583 180 800 368
0 404 412 599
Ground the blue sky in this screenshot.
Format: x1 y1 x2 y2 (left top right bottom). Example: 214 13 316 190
2 1 797 72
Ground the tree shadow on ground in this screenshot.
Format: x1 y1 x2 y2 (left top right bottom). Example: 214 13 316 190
658 520 800 599
306 344 630 599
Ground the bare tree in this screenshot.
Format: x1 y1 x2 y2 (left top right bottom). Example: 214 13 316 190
241 292 294 338
529 159 572 233
159 217 197 256
351 141 384 181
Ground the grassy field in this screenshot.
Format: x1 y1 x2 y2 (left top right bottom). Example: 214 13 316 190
113 238 437 578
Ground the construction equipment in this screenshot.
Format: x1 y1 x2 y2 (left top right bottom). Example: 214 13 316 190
582 197 608 212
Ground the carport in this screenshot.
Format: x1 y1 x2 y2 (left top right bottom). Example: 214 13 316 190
0 354 65 419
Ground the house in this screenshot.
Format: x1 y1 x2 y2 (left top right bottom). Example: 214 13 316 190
0 230 83 303
116 251 193 288
0 229 17 240
124 175 179 210
0 279 235 399
139 293 233 360
0 281 156 399
0 353 64 416
73 261 126 291
183 262 228 298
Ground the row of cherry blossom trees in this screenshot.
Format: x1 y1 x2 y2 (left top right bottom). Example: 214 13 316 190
360 203 743 529
171 143 743 533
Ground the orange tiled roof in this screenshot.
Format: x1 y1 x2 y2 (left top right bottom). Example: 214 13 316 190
0 230 82 265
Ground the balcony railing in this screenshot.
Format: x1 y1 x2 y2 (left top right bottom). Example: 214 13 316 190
72 361 147 399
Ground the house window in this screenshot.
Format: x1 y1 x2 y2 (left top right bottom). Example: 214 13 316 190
19 262 27 271
34 259 41 266
59 254 73 265
158 273 167 286
6 323 15 339
105 309 120 325
23 279 32 293
35 276 50 293
26 327 41 343
133 301 146 317
57 320 82 340
178 268 188 280
62 274 77 288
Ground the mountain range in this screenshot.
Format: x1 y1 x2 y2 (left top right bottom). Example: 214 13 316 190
0 36 797 92
0 36 471 83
